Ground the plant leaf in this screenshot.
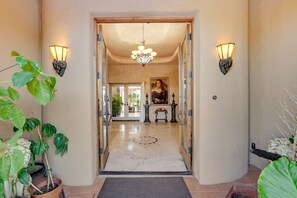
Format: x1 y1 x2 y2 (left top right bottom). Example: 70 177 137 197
14 117 40 132
10 107 26 129
42 123 57 137
0 87 9 97
31 140 49 155
29 61 43 73
0 156 10 181
54 133 69 156
12 72 34 88
0 176 3 198
0 105 12 121
258 157 297 198
18 168 32 185
9 149 25 176
11 51 20 57
15 56 27 68
7 87 20 101
26 78 37 96
0 99 13 106
33 81 53 105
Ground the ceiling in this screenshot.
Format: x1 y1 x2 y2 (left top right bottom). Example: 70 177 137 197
102 23 187 64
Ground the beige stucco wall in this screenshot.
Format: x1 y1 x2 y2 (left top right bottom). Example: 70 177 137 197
0 0 41 140
249 0 297 169
42 0 248 185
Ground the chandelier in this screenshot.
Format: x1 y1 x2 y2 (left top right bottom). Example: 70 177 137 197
131 24 157 66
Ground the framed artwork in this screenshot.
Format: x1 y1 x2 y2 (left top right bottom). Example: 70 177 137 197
150 77 169 104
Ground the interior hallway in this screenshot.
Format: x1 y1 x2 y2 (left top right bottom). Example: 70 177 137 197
104 121 187 172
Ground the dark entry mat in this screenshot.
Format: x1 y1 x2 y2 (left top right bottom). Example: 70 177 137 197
98 177 192 198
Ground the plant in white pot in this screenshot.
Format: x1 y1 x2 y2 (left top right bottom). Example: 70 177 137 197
0 51 68 198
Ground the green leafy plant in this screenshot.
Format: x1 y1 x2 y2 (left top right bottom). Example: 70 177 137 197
257 88 297 198
0 51 67 197
258 157 297 198
112 94 123 116
13 117 68 195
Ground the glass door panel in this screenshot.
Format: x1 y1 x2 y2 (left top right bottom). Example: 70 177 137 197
111 84 141 120
179 23 192 170
97 24 109 170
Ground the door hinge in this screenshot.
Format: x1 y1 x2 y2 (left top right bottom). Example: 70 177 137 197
98 110 103 117
97 33 102 41
99 148 103 155
188 71 192 78
97 72 102 79
188 147 192 154
188 109 193 116
187 33 192 41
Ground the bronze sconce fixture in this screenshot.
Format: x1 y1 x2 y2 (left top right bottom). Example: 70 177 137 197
217 43 235 75
49 45 68 77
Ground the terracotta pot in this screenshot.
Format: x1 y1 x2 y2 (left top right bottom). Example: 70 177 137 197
31 178 63 198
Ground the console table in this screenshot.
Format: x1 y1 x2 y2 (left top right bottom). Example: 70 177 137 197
155 109 168 122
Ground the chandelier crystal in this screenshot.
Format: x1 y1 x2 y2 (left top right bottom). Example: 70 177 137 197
131 24 157 66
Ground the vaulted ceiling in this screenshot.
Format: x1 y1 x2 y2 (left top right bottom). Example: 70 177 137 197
101 23 187 65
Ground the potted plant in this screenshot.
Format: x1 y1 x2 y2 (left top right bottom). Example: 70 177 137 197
112 94 123 116
257 88 297 197
0 51 68 198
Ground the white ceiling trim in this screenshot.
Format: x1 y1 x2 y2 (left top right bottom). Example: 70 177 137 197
107 47 179 64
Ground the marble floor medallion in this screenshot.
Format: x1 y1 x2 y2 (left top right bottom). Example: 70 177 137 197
133 136 158 145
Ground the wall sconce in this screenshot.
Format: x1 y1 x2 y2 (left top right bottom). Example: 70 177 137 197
217 43 235 75
49 45 68 77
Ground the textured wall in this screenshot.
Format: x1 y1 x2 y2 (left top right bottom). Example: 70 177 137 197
0 0 41 140
249 0 297 169
42 0 248 185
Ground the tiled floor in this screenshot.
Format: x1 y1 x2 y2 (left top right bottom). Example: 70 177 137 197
104 121 187 171
63 165 260 197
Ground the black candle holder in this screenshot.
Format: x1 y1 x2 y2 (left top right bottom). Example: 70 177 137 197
170 93 178 122
144 93 151 123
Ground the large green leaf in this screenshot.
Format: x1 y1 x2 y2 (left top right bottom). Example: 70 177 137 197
42 123 57 137
18 168 31 186
0 87 9 97
7 87 20 101
14 117 41 132
10 107 26 129
29 60 43 74
15 56 28 68
0 105 12 121
0 99 12 106
31 140 49 155
0 156 10 181
0 176 3 198
258 157 297 198
33 81 53 105
26 78 37 96
12 72 34 88
54 133 69 156
9 149 24 176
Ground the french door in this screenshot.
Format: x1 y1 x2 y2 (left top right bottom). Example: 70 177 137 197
179 23 193 170
97 24 111 170
111 84 141 121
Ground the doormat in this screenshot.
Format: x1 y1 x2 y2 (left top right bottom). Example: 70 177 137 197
98 177 192 198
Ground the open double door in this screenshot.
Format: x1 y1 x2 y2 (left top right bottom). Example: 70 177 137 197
96 21 193 172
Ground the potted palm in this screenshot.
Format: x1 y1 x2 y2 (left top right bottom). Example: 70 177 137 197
112 94 123 116
0 51 68 198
